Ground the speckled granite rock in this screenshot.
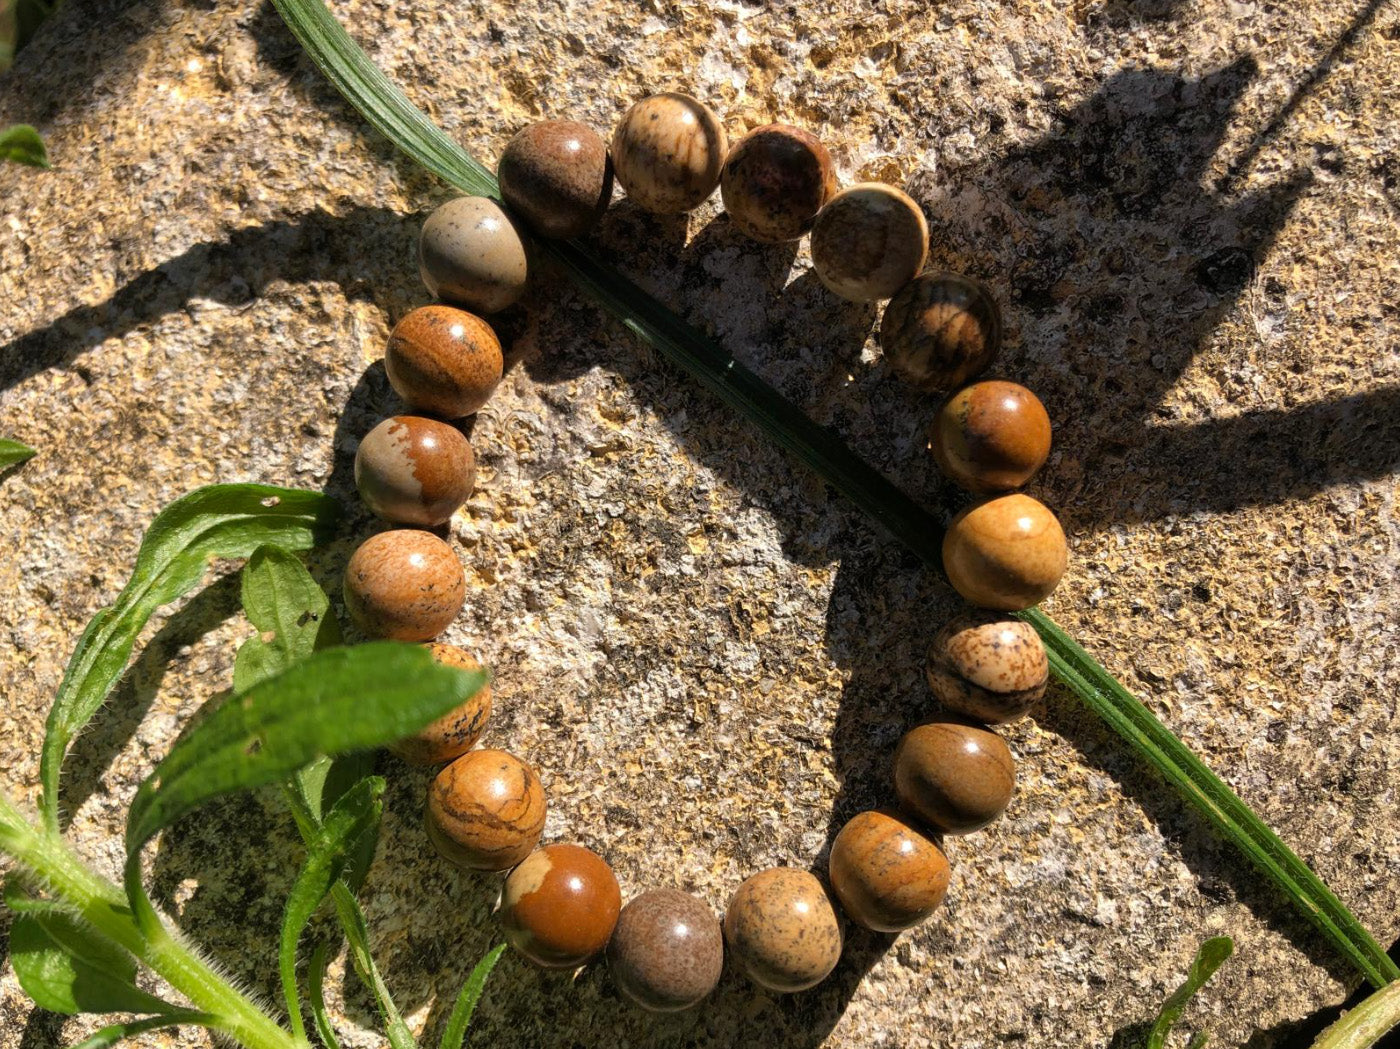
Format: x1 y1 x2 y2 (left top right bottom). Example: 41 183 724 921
2 0 1399 1046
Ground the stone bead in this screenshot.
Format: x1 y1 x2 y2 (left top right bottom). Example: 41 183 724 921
926 611 1048 724
827 809 951 932
342 530 465 641
497 120 614 239
723 867 842 993
932 381 1052 493
880 274 1001 392
720 124 838 243
425 748 545 871
606 888 724 1012
385 305 504 419
893 719 1015 835
418 197 530 313
611 93 728 214
354 416 476 527
390 644 493 765
502 844 622 969
810 183 929 302
942 493 1067 611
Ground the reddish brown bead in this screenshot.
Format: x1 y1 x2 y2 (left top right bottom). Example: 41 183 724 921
607 888 724 1012
894 719 1015 835
390 644 493 765
611 93 728 214
723 867 842 992
354 416 476 527
720 124 838 243
880 274 1001 392
502 844 622 969
942 493 1067 611
342 530 465 641
425 748 545 871
385 305 504 419
828 809 950 932
926 611 1048 724
932 381 1052 493
497 121 614 239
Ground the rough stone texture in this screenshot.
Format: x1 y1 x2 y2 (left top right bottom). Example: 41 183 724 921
2 0 1399 1046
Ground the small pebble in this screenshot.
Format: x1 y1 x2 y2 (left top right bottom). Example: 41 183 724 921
390 644 493 765
932 381 1052 493
612 92 728 214
354 416 476 527
894 719 1015 834
942 493 1067 610
607 888 724 1012
385 305 504 418
720 124 837 242
810 183 928 302
497 120 613 239
926 611 1048 723
723 867 842 992
342 530 465 641
425 748 545 870
828 809 950 932
880 273 1001 391
418 197 530 313
502 844 622 969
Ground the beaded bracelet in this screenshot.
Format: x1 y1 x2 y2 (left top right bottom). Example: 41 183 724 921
339 91 1069 1012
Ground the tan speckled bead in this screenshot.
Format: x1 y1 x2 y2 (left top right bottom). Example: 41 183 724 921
611 93 728 215
723 867 842 993
342 530 465 641
497 121 614 239
942 494 1067 611
927 611 1048 724
880 273 1001 392
418 197 530 314
390 644 493 765
426 749 545 871
720 124 838 243
810 184 929 302
828 809 950 932
894 718 1015 835
932 381 1052 493
385 305 504 419
354 416 476 527
502 844 621 969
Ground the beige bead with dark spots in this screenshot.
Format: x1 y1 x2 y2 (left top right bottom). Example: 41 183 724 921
342 530 465 641
810 183 929 302
355 416 476 527
723 867 842 993
390 644 492 765
612 92 728 214
426 749 546 871
720 124 838 243
880 273 1001 391
828 809 951 932
927 611 1049 723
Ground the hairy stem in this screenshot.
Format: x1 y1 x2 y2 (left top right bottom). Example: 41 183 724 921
1311 982 1400 1049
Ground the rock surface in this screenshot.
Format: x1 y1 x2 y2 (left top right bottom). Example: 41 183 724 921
2 0 1399 1046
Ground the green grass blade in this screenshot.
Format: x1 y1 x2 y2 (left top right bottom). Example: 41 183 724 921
1146 937 1233 1049
271 0 1397 990
307 942 342 1049
0 438 37 468
439 944 506 1049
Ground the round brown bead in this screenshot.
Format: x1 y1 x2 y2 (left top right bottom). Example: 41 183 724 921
606 888 724 1012
418 197 530 314
942 493 1067 611
810 183 929 302
926 611 1048 724
720 124 838 243
354 416 476 527
932 381 1051 493
385 305 504 419
502 844 621 969
425 748 544 871
612 93 728 214
880 274 1001 392
828 809 950 932
342 530 465 641
497 120 614 240
723 867 842 993
893 719 1015 835
390 644 493 765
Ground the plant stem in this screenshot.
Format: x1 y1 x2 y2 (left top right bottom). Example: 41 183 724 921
1311 981 1400 1049
0 792 303 1049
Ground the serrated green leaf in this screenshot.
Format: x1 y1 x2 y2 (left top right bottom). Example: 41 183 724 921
40 484 340 833
307 942 342 1049
233 545 342 694
280 777 384 1041
10 908 172 1015
69 1011 218 1049
0 438 37 469
0 124 50 168
1146 937 1234 1049
439 944 506 1049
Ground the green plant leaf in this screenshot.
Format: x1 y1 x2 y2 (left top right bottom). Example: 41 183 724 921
307 942 342 1049
41 484 340 833
0 124 50 168
0 438 37 468
1146 937 1234 1049
9 908 173 1015
234 545 342 694
280 777 384 1042
70 1011 219 1049
439 944 506 1049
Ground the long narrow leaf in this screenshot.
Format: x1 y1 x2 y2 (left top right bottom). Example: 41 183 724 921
307 942 342 1049
329 883 416 1049
439 944 506 1049
41 483 340 832
69 1011 219 1049
270 0 1398 989
1147 937 1233 1049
